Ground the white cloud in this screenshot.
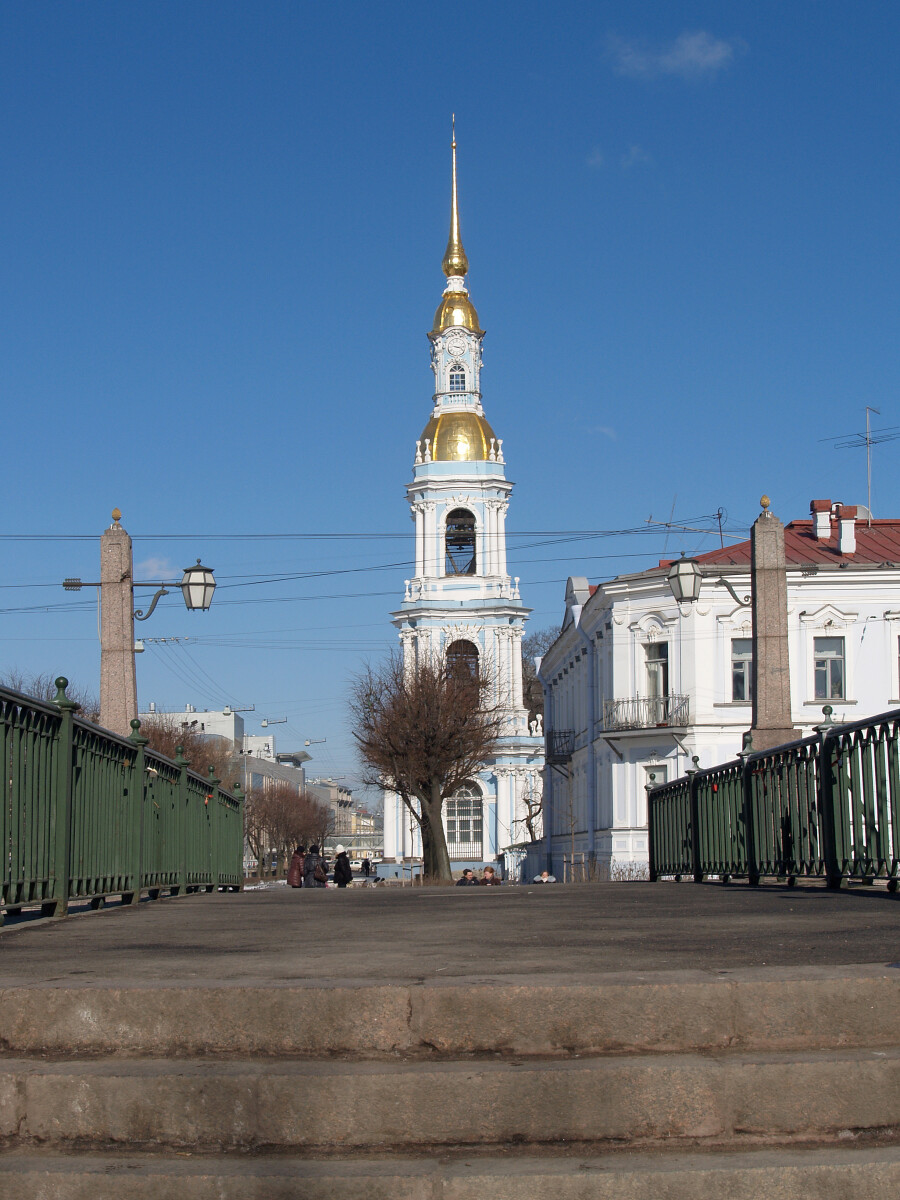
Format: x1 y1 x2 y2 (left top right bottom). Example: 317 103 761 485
607 30 741 80
586 146 605 169
621 144 651 169
589 425 618 441
136 556 176 580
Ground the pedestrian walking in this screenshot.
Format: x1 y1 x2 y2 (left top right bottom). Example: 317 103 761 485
287 844 305 888
362 857 371 878
333 845 353 888
303 844 328 889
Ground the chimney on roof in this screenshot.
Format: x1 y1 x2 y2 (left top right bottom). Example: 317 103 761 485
836 504 857 555
810 499 832 540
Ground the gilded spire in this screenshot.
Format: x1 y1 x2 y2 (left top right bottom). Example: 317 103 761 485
442 115 469 278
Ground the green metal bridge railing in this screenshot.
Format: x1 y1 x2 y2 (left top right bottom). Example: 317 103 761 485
1 677 244 924
648 707 900 890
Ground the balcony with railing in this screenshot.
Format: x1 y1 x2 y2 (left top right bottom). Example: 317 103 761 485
546 730 575 763
601 694 690 732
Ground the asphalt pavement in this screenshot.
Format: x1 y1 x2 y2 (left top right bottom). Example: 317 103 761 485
1 880 898 987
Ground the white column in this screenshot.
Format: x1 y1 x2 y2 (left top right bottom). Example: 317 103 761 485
512 631 524 711
496 769 514 852
497 629 510 707
423 501 438 577
413 504 424 575
497 502 509 577
485 501 497 575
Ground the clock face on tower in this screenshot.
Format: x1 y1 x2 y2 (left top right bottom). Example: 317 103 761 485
446 336 466 358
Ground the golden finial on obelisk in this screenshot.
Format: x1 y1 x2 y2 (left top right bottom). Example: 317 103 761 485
442 114 469 278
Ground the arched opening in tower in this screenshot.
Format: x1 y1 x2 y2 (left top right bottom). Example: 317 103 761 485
446 638 479 679
445 508 476 575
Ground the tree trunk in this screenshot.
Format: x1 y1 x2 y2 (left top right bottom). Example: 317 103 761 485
419 781 453 882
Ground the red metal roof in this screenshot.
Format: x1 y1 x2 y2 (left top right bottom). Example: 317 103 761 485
663 518 900 568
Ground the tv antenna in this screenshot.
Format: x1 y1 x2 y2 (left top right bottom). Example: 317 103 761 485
821 407 900 526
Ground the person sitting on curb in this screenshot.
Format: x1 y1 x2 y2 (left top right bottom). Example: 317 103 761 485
455 869 480 886
533 869 557 883
481 866 501 886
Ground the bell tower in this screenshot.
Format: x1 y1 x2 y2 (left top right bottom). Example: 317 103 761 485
382 122 545 868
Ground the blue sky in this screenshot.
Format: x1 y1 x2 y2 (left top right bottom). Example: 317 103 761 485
2 1 899 786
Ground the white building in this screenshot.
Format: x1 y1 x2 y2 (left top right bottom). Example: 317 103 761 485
137 703 311 793
382 129 544 866
537 499 900 874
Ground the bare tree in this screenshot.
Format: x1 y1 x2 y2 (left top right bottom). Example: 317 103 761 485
349 652 503 882
522 626 559 721
0 670 100 722
244 784 334 876
139 713 237 786
515 771 544 843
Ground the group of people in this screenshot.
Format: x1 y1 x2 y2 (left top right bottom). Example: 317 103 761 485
287 844 372 889
455 866 502 886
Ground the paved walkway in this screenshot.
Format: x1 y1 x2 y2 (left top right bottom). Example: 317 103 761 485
1 881 898 987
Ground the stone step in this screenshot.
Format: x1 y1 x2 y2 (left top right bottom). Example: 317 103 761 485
1 1146 899 1200
2 1048 899 1152
2 965 898 1057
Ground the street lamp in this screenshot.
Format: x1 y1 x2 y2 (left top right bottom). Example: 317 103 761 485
132 558 216 622
63 510 217 738
663 496 796 754
665 555 750 609
666 555 703 604
181 559 217 611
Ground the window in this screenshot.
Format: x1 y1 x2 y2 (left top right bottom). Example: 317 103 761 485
731 638 753 702
645 643 668 699
445 783 483 859
643 764 668 789
814 636 845 700
446 639 479 678
445 508 476 574
449 368 466 392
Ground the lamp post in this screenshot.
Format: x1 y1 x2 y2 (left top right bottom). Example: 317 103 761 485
666 555 703 604
665 497 795 755
63 510 216 738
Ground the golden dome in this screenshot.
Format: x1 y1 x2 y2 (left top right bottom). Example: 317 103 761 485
420 410 496 462
432 291 482 333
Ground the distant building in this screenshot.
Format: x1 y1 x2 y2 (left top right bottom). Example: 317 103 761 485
538 499 900 875
308 778 382 860
137 703 310 795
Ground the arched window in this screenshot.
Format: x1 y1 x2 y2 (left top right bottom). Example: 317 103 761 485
445 508 476 575
444 781 483 860
449 366 466 392
446 639 479 678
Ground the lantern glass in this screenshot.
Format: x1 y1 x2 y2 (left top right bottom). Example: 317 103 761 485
181 560 216 611
667 557 702 604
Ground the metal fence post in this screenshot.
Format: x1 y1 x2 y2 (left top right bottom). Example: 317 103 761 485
687 757 703 883
817 724 844 889
233 779 245 891
47 677 80 918
206 766 220 892
174 744 189 894
646 774 658 882
123 718 148 905
739 734 761 886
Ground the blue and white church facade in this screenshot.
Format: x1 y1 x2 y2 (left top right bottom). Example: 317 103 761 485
381 130 544 868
